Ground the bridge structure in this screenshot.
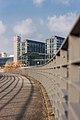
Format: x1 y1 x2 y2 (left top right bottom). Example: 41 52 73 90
4 16 80 120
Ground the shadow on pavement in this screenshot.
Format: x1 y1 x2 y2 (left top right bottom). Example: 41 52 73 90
16 80 34 120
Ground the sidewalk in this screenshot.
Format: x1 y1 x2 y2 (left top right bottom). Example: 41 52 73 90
0 74 48 120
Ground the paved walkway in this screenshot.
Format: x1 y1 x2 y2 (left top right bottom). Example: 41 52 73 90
0 74 47 120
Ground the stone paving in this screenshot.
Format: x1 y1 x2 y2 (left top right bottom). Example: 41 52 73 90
0 74 47 120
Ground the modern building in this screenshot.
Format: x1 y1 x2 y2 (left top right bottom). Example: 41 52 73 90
45 36 64 62
14 36 45 66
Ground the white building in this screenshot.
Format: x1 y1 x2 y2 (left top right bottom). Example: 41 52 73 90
0 52 7 58
13 35 21 62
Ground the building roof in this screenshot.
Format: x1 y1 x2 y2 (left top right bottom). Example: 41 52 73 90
54 35 65 40
24 39 45 44
46 35 65 41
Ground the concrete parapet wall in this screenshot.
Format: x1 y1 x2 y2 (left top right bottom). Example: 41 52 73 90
11 16 80 120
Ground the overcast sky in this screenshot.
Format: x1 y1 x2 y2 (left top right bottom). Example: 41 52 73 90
0 0 80 55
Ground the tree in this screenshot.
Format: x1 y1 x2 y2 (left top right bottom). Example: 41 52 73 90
4 60 22 72
15 60 22 68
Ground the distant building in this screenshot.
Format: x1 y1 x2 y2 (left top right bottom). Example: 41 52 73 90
14 35 21 62
14 35 45 66
0 52 7 58
0 53 2 57
45 36 64 62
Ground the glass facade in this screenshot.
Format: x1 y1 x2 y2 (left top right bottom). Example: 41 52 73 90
14 37 45 66
45 36 64 62
0 57 13 67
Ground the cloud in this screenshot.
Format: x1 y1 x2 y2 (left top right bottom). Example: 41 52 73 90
13 18 36 37
0 36 13 56
32 33 44 40
56 0 69 5
39 19 44 25
47 13 77 37
0 21 6 35
33 0 45 6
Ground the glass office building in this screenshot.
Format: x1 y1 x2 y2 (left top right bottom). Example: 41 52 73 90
14 36 45 66
45 36 64 62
